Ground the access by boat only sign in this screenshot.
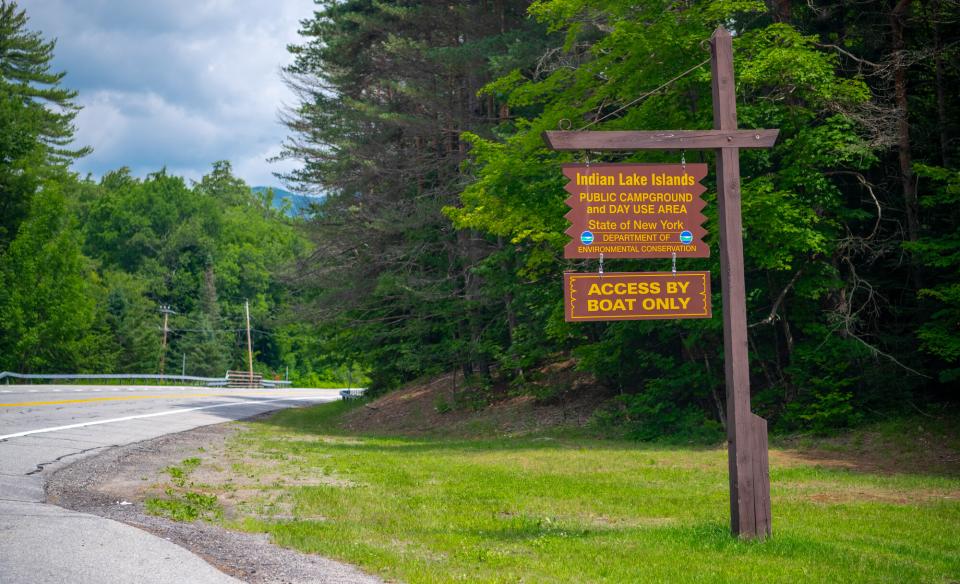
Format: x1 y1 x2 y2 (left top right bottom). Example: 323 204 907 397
564 271 711 321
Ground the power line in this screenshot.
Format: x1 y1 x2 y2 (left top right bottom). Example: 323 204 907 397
577 58 711 131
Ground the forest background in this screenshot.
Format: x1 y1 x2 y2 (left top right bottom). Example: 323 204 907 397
1 0 957 438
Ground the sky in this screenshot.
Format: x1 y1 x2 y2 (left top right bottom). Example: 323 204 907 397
20 0 315 188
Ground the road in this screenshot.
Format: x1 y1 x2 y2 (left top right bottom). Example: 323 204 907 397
0 384 342 584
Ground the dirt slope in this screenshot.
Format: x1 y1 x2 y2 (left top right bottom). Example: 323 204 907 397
341 362 610 437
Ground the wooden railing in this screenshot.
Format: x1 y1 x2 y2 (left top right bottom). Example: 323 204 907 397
225 370 264 388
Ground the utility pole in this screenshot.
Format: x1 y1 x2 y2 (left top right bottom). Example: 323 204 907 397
245 299 254 387
181 353 186 377
158 305 176 377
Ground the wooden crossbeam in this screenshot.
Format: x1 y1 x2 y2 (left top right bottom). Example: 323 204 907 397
542 129 778 151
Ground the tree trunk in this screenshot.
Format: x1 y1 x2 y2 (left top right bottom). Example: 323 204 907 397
459 229 490 379
769 0 791 22
890 0 920 248
930 0 951 167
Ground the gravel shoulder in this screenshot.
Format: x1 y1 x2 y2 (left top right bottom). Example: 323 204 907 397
45 420 384 584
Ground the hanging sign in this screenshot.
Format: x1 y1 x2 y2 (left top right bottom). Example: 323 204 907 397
563 163 709 259
564 271 711 322
546 28 780 540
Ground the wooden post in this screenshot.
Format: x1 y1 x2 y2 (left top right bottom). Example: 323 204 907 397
711 27 771 539
158 305 175 377
541 26 774 539
159 310 169 376
245 299 255 388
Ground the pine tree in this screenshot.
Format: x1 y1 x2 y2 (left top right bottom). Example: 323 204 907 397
0 0 88 249
280 0 547 388
0 1 89 163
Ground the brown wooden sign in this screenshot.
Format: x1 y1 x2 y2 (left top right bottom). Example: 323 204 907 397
563 163 709 259
564 271 711 322
545 29 779 539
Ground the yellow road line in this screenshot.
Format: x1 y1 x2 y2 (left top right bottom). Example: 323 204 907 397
0 393 229 407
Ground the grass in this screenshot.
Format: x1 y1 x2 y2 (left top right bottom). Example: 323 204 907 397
146 456 222 521
146 491 221 522
192 401 958 583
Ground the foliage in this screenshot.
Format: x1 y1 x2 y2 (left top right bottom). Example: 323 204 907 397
0 4 342 381
278 0 553 391
144 492 221 523
904 165 960 384
278 0 960 435
3 0 960 438
74 163 309 378
0 185 112 372
146 456 222 522
0 1 87 250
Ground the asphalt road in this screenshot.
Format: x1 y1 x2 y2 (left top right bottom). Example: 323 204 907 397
0 384 342 584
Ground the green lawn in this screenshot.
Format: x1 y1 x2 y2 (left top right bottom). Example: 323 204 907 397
187 401 959 583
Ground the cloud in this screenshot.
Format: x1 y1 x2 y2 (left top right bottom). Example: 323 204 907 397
19 0 312 188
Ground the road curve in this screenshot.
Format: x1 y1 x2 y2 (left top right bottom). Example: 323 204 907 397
0 384 342 584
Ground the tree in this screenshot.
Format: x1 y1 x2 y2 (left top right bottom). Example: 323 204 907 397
280 0 959 432
0 1 88 249
279 0 548 389
0 185 112 372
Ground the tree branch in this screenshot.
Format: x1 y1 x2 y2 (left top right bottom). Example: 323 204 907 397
749 269 803 328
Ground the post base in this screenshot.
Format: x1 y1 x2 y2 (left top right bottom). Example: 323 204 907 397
730 413 771 539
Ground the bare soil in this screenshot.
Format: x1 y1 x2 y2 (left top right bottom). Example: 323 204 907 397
774 422 960 477
341 361 610 437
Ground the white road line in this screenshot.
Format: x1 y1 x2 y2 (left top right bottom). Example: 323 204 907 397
74 389 84 392
0 396 334 440
28 390 37 393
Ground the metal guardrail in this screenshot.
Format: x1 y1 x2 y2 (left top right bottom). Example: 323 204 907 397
0 371 292 388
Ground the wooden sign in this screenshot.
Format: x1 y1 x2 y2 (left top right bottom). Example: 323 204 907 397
564 271 711 322
563 163 709 259
544 29 779 539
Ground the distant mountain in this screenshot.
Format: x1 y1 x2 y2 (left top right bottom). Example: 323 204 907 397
251 186 323 217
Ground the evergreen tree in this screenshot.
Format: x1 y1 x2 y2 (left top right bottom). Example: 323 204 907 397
0 0 88 249
280 0 548 388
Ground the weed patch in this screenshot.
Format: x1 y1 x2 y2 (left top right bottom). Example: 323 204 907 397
146 456 222 522
145 491 221 522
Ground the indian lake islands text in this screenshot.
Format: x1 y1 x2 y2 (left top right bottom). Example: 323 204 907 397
575 171 698 186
